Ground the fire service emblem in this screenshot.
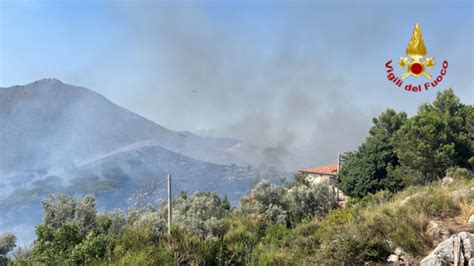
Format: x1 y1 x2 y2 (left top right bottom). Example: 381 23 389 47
385 23 448 92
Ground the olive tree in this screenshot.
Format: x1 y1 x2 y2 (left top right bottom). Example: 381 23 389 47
171 191 230 237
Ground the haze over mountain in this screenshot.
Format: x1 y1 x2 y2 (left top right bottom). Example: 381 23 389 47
0 78 293 244
0 77 293 213
0 78 296 177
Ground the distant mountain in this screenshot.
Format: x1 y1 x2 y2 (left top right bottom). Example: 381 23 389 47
0 78 292 244
79 144 261 204
0 78 295 176
79 144 253 182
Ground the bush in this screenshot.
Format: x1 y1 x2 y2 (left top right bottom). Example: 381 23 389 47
71 232 115 264
160 228 204 265
286 184 336 226
113 246 172 266
171 191 229 237
347 190 394 209
223 216 258 265
446 167 473 179
404 189 461 218
32 223 82 264
313 209 381 264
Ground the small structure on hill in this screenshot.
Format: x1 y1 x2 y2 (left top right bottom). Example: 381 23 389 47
299 164 339 186
299 163 347 206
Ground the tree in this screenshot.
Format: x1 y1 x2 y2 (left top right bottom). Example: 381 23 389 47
393 89 474 181
171 192 230 237
239 180 336 228
239 180 288 225
286 184 336 226
369 109 407 137
76 194 97 234
222 216 258 264
221 195 231 212
42 194 76 229
31 194 113 264
338 109 407 198
0 232 16 265
0 232 16 256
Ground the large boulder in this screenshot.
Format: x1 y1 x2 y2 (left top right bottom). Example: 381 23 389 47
420 232 474 266
441 176 454 187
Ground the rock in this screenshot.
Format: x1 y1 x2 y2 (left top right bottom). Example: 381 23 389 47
420 232 474 266
392 246 413 264
420 255 446 266
469 214 474 224
399 254 413 264
442 176 454 187
387 254 399 263
394 247 405 256
459 232 474 260
440 228 452 240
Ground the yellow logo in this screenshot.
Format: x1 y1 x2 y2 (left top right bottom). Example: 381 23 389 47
399 23 435 79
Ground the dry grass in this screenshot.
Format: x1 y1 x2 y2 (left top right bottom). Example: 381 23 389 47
347 178 474 258
456 200 474 224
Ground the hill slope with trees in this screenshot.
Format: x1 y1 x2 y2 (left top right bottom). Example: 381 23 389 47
1 89 472 265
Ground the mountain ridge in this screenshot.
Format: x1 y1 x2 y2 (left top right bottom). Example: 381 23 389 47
0 78 260 173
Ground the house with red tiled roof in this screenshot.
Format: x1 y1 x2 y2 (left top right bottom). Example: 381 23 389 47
299 164 339 186
299 163 347 206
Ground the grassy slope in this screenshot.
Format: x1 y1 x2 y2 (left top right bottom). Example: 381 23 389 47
252 178 474 265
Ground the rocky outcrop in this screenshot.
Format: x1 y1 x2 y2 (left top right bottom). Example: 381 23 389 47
420 232 473 266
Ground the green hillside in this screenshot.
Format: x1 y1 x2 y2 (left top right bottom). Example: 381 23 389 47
1 89 473 265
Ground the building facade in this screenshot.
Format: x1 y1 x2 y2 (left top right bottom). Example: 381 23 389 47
299 164 339 186
299 164 347 206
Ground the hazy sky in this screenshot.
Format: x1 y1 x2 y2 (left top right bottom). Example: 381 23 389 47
1 0 472 165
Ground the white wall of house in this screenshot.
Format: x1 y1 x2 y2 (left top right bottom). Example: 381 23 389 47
306 173 347 202
307 173 336 186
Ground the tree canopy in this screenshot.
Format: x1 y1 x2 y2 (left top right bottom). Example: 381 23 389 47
338 109 406 198
339 89 473 198
393 89 473 181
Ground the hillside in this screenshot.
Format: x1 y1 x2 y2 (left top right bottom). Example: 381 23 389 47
0 78 276 173
0 78 288 246
79 144 261 203
3 172 473 265
0 88 472 264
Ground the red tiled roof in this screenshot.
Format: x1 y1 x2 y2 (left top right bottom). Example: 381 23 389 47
300 164 338 175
